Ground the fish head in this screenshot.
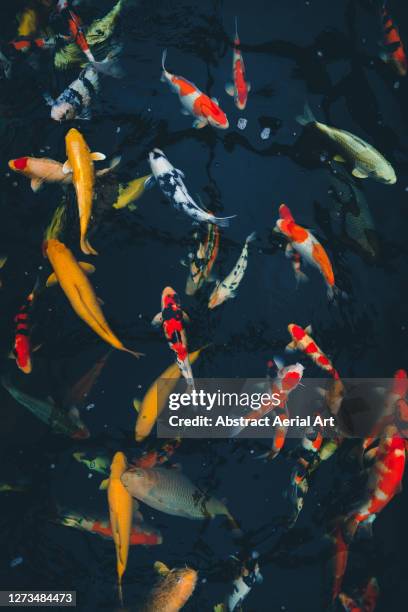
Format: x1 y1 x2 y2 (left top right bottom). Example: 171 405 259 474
148 148 169 174
204 102 229 129
162 286 178 309
121 467 152 496
110 451 128 477
377 165 397 185
288 323 304 341
279 363 304 392
51 102 76 122
164 567 198 601
9 157 29 174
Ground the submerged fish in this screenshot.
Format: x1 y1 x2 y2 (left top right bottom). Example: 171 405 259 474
161 49 228 130
296 104 396 184
63 351 111 409
152 287 194 387
121 466 237 525
107 452 133 606
275 204 340 300
12 279 40 374
225 17 251 110
57 509 162 546
339 577 379 612
54 0 124 70
379 3 407 76
44 239 143 358
208 232 255 309
184 223 220 295
113 174 154 210
134 348 203 442
141 561 197 612
45 65 99 121
286 323 340 380
215 557 262 612
73 452 110 475
8 154 119 193
2 374 89 439
149 148 236 227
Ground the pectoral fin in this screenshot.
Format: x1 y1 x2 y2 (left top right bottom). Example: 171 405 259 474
285 340 297 352
78 262 96 276
182 311 190 324
333 154 346 163
99 478 109 490
247 82 251 91
305 325 313 334
193 119 207 129
62 160 72 175
30 178 44 192
133 398 141 412
46 272 58 287
151 312 163 327
352 168 368 179
91 152 106 162
225 82 235 96
180 107 190 115
154 561 170 576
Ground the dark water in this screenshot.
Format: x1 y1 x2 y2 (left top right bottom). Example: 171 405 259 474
0 0 407 610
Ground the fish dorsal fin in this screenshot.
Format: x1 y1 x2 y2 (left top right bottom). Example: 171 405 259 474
154 561 170 576
133 398 141 413
91 152 106 162
62 160 72 175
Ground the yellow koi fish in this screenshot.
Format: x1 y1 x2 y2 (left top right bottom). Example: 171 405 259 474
44 239 143 358
134 348 203 442
63 128 106 256
113 174 154 210
107 452 133 606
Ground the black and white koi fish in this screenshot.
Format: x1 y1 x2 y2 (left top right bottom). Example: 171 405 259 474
148 148 236 227
45 64 99 121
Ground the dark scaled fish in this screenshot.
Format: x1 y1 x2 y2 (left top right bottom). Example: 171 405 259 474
141 561 197 612
183 222 220 295
62 350 111 409
12 279 40 375
2 374 90 439
328 167 380 263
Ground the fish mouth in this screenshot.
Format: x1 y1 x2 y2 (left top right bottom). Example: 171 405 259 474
8 160 15 170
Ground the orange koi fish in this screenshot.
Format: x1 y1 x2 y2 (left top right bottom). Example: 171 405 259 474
161 50 228 130
275 204 340 300
225 17 251 110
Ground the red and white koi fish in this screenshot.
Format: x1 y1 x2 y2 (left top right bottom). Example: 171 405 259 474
379 2 407 76
332 425 405 599
161 50 229 130
286 323 340 380
12 279 40 374
339 577 379 612
225 17 251 110
275 204 340 300
152 287 194 387
9 35 69 53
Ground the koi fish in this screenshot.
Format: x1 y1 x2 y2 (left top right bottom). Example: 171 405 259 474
12 279 40 374
121 466 238 527
161 49 229 129
133 439 181 469
149 149 235 227
332 425 405 599
141 561 197 612
152 287 194 387
208 232 255 309
45 65 99 121
134 348 203 442
9 154 119 193
214 557 262 612
113 174 154 210
286 323 340 380
54 0 124 71
379 2 407 76
2 374 89 439
73 452 110 476
64 128 107 255
225 17 251 110
44 239 143 358
296 103 396 184
107 452 133 606
275 204 339 300
183 223 220 295
56 510 162 546
339 577 379 612
9 35 69 53
17 8 39 37
63 350 111 409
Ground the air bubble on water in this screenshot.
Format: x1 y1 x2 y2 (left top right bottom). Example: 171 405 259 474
317 50 323 57
50 464 55 469
88 473 93 479
252 550 260 559
138 313 142 318
260 127 271 140
320 153 328 162
394 81 400 89
38 265 43 270
5 173 9 177
86 404 95 411
250 449 254 454
201 578 207 584
116 127 121 133
237 118 247 130
10 557 23 568
138 384 142 389
362 38 366 44
12 182 17 187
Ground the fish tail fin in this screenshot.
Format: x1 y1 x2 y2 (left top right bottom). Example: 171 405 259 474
234 16 239 40
296 102 316 126
213 214 237 228
91 45 124 78
118 578 124 607
327 285 348 304
121 346 145 359
80 237 98 256
161 48 168 81
295 270 308 285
